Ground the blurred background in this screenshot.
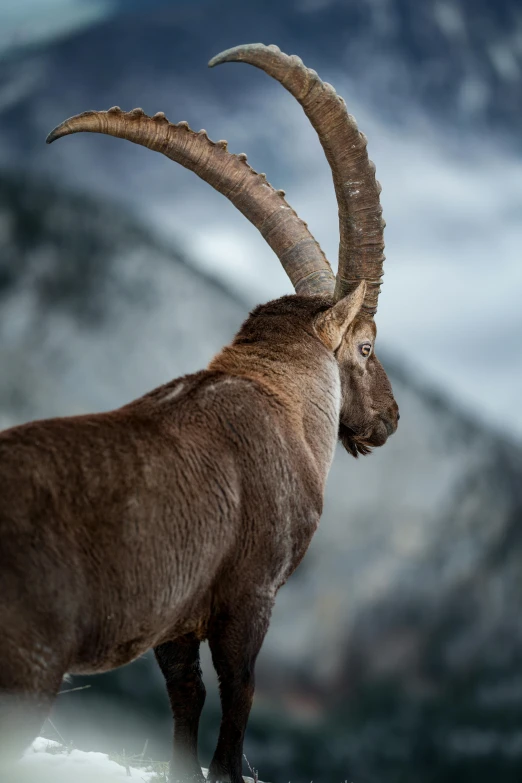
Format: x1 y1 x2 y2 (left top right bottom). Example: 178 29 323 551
1 1 522 781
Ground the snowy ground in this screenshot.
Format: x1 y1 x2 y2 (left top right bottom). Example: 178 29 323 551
11 737 262 783
13 737 161 782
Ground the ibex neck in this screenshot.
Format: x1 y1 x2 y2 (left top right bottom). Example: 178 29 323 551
209 336 341 483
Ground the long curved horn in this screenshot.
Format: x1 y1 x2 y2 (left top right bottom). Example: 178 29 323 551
46 107 335 297
209 44 385 315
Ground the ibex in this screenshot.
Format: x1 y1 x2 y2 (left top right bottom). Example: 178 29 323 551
0 44 398 782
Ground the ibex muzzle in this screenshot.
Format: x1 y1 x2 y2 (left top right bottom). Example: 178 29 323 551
0 43 398 783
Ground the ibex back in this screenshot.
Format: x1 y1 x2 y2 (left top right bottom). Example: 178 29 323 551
0 44 398 783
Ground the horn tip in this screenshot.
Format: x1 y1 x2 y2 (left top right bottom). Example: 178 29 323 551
208 43 267 68
208 48 235 68
46 110 99 144
46 123 67 144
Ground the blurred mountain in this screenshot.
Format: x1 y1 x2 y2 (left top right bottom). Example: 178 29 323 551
0 0 520 144
2 170 522 782
0 170 243 427
0 1 194 61
2 0 522 448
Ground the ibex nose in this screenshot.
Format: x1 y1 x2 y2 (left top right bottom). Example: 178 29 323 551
383 417 395 436
381 403 399 436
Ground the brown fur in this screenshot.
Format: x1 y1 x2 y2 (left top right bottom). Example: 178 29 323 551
0 292 397 782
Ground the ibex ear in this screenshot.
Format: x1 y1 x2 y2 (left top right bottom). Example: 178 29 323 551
315 281 366 351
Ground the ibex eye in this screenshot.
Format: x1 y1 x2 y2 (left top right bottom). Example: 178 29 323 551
360 343 372 357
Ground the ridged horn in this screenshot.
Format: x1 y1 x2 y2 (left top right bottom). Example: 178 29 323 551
46 107 335 297
209 44 385 315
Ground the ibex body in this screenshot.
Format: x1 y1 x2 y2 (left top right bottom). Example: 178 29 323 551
0 44 398 783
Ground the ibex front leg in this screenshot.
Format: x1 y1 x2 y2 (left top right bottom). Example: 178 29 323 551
154 634 206 783
207 596 273 783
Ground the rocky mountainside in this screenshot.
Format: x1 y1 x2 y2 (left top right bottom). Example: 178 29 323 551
1 171 521 782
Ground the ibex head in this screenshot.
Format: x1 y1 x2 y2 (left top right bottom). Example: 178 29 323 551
46 43 398 458
315 283 398 456
209 44 398 456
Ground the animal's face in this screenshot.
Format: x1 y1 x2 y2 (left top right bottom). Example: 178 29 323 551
336 317 399 456
315 283 399 457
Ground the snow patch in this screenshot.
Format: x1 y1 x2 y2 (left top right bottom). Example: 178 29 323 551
16 737 158 782
14 738 264 783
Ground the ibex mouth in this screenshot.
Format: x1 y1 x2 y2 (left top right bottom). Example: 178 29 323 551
338 424 373 458
339 414 395 457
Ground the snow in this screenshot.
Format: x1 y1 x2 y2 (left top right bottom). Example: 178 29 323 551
15 737 158 782
14 738 262 783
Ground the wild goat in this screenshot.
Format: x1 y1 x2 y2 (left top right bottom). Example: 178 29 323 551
0 43 398 782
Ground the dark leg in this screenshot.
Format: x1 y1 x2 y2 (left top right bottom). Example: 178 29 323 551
207 598 273 783
154 634 206 783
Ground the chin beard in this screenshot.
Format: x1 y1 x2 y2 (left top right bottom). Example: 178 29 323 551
338 423 373 458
